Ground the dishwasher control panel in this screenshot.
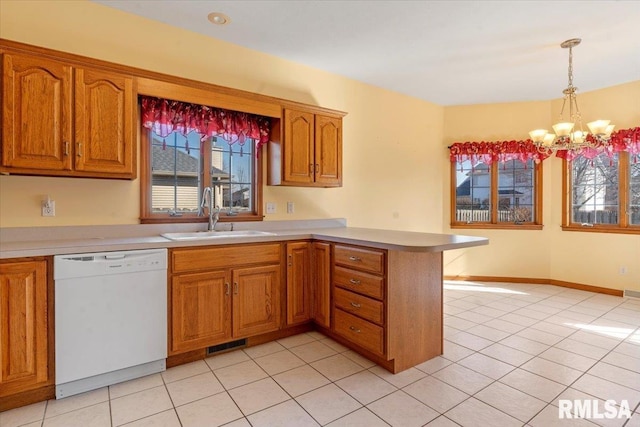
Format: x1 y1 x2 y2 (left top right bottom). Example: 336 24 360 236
54 249 167 280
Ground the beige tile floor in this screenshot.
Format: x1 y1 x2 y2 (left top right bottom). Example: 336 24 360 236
2 281 640 427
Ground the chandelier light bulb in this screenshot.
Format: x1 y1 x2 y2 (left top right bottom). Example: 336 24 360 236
587 120 611 135
552 122 575 137
529 129 548 143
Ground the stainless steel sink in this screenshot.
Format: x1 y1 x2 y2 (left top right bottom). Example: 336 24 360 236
160 230 276 241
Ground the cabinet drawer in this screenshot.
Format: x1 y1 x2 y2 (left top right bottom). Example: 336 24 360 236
172 244 281 273
334 309 384 356
334 266 384 300
334 287 383 325
334 245 384 275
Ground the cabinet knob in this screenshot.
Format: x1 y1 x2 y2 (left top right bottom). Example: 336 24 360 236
349 278 361 285
349 326 361 333
348 256 361 262
350 302 361 309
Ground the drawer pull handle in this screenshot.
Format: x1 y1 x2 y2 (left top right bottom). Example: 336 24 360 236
350 302 361 309
77 142 83 157
64 141 70 156
349 326 361 333
233 282 238 295
225 282 230 296
348 256 361 262
349 279 361 285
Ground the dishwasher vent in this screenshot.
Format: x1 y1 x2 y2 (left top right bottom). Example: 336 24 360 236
206 339 247 356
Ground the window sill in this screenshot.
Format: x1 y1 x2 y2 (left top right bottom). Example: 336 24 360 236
140 215 264 225
561 225 640 235
450 223 543 231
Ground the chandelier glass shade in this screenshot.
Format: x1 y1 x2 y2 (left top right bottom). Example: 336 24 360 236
529 38 614 153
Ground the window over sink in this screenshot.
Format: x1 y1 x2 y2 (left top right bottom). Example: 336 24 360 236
139 96 270 223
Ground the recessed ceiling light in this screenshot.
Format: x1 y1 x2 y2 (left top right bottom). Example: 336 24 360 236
208 12 230 26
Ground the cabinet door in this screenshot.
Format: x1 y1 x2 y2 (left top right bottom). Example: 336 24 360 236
0 260 49 397
2 54 73 171
311 242 331 328
171 271 232 354
232 265 280 337
286 242 311 325
283 109 314 184
314 115 342 186
74 67 135 176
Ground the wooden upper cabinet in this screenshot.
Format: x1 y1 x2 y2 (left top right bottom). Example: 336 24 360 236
0 260 50 397
74 68 134 175
269 107 344 187
0 51 135 179
283 109 315 184
315 115 342 186
2 54 73 171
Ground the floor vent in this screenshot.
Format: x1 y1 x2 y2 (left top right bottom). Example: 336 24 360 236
206 339 247 356
623 289 640 299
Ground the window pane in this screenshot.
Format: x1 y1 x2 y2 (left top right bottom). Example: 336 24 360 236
210 138 255 213
455 160 490 223
571 153 619 225
630 160 640 225
497 160 535 223
151 132 202 214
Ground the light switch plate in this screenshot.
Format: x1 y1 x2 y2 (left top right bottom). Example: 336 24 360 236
287 202 294 214
266 202 276 214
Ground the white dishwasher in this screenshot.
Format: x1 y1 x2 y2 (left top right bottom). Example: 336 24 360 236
54 248 167 399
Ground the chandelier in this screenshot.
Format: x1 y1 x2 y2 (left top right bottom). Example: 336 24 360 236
529 38 614 153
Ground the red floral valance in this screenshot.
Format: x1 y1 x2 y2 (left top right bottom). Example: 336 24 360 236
140 96 271 150
555 127 640 161
449 127 640 165
448 140 550 166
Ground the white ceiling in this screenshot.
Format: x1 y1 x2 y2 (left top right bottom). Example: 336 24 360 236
92 0 640 106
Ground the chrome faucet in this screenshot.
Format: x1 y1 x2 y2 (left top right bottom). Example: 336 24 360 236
200 187 220 231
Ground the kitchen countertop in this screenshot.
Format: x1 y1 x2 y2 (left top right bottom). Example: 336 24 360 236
0 219 488 259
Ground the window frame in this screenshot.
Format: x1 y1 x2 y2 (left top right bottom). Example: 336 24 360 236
450 160 543 230
139 126 264 224
562 151 639 235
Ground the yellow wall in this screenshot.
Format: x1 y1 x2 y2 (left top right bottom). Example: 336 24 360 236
0 0 444 232
443 81 640 291
1 1 638 292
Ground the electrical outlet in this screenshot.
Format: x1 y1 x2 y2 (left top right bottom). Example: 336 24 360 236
41 200 55 217
287 201 294 214
619 266 628 275
266 202 276 214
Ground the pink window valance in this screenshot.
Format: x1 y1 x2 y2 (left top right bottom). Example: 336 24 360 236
554 127 640 161
140 96 271 151
449 127 640 165
448 140 550 166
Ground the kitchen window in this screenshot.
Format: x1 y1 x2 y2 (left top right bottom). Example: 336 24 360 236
451 158 543 229
563 151 639 234
139 96 270 224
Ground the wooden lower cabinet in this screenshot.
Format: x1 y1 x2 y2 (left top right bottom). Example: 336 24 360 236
169 244 282 355
0 259 51 398
286 242 311 325
170 270 231 354
311 242 331 328
331 244 443 373
233 265 280 337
